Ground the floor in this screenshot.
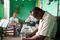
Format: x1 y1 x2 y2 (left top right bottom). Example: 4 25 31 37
0 37 22 40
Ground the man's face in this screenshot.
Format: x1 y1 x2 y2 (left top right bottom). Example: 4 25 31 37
30 11 38 20
13 13 17 18
30 11 34 16
31 11 42 20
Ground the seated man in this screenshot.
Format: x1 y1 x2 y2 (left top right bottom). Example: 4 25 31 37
23 7 57 40
8 12 21 36
25 11 39 26
25 11 38 23
23 11 39 34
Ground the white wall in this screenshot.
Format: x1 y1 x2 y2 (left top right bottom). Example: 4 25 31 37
58 0 60 16
40 0 58 16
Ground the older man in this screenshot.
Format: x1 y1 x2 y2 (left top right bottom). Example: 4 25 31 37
23 7 57 40
8 12 20 36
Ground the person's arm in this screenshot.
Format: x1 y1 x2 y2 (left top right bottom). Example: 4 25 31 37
23 15 51 40
30 16 50 40
26 28 38 38
23 35 46 40
30 35 46 40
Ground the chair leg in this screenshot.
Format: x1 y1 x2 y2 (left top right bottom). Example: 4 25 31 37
1 35 3 40
0 33 3 40
0 27 3 40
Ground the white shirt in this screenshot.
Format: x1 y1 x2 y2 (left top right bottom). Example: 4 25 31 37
25 15 38 22
8 17 19 30
36 12 57 38
9 17 19 23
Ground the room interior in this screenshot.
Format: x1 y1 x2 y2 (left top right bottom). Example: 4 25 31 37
0 0 60 40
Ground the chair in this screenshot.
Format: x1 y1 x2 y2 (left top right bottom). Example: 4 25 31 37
0 27 3 40
5 23 22 36
5 25 16 36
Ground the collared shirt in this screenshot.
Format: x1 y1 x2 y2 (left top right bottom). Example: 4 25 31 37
9 17 19 23
8 17 19 30
36 12 57 38
25 15 38 22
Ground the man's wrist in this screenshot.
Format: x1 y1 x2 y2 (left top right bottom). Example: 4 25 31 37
31 35 46 40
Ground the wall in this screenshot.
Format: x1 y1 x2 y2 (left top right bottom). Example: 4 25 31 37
58 0 60 16
4 0 10 19
10 0 36 22
0 1 4 19
41 0 58 16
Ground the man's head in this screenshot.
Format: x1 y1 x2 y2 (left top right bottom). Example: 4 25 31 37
12 12 17 18
31 7 45 20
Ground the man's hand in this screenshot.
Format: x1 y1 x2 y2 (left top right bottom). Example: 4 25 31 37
26 28 38 38
23 35 46 40
22 37 33 40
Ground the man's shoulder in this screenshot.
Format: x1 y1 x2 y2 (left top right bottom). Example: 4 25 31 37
45 11 56 18
10 17 13 19
10 17 13 20
15 17 19 20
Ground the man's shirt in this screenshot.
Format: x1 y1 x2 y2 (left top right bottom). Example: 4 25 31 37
25 15 38 22
36 12 57 38
9 17 19 23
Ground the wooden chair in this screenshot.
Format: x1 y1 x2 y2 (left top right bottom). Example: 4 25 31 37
5 25 16 36
0 27 3 40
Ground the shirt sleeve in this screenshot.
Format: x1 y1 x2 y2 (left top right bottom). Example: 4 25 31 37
25 17 31 22
15 18 19 23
